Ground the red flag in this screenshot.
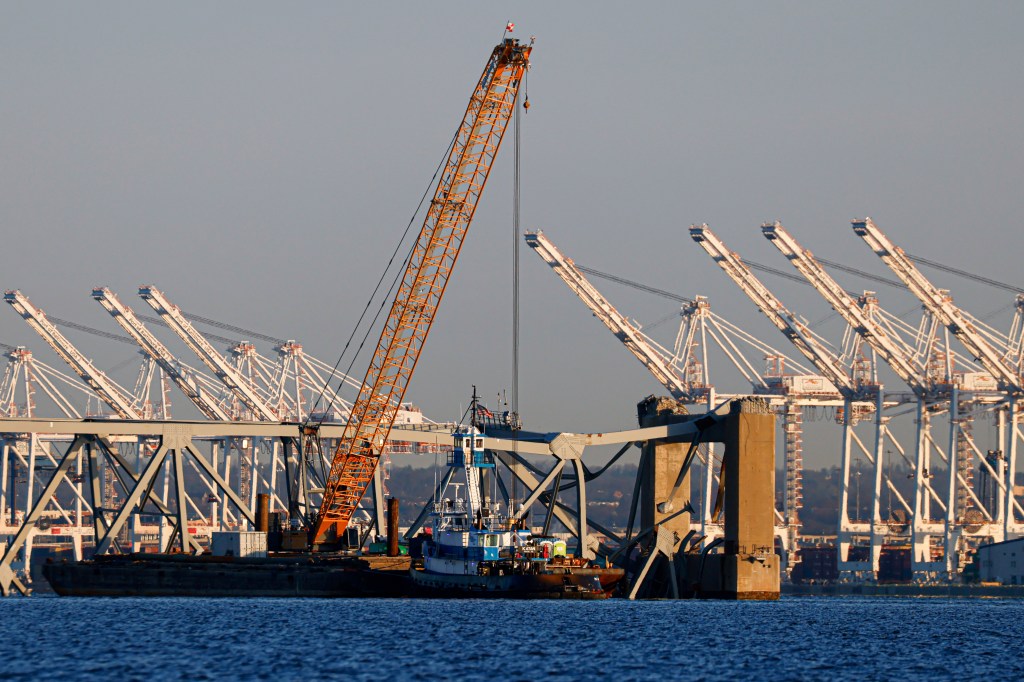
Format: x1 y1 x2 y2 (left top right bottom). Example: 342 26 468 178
505 22 515 33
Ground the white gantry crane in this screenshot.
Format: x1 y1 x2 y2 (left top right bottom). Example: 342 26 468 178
689 225 854 396
138 286 279 422
93 287 233 422
851 218 1024 544
688 224 923 578
852 219 1020 392
761 221 1007 578
4 290 142 420
525 231 695 401
137 286 350 521
527 229 848 574
525 230 726 549
0 344 101 566
0 293 214 564
0 345 93 419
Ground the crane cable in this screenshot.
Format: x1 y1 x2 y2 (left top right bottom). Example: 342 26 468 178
302 110 463 431
512 69 525 423
508 65 527 516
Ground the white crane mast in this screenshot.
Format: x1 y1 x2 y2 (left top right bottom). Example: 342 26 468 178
138 286 278 421
852 218 1021 392
4 290 141 419
93 287 233 421
688 225 852 396
761 221 927 394
525 231 692 400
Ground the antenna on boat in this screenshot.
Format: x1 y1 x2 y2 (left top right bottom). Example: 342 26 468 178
470 384 479 430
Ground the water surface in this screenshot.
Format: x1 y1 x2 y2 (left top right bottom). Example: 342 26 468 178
1 596 1020 680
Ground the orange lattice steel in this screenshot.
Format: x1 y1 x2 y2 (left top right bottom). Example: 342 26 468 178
312 39 531 543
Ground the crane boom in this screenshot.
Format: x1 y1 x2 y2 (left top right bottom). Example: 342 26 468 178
139 286 279 420
524 230 690 400
688 224 854 395
4 290 141 419
93 287 233 421
851 218 1021 392
761 222 925 393
313 38 531 543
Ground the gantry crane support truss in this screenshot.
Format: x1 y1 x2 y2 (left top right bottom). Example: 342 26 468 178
312 39 531 542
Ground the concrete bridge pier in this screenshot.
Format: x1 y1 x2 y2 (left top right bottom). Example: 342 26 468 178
635 396 780 600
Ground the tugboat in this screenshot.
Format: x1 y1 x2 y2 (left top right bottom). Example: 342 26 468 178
411 396 623 599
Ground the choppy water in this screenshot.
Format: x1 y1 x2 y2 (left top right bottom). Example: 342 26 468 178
1 596 1022 680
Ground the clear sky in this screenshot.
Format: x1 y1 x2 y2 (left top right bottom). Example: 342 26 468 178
2 3 1022 467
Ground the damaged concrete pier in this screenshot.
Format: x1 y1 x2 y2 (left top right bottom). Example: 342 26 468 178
631 396 780 600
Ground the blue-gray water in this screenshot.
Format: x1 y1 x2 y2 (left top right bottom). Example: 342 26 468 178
2 596 1022 681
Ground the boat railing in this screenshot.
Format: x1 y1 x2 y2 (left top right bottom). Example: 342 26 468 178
432 512 510 534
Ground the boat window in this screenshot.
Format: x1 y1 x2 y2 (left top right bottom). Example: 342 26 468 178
486 535 499 547
464 438 472 450
475 438 483 449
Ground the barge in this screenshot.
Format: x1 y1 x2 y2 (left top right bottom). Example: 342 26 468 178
42 553 414 598
42 414 624 599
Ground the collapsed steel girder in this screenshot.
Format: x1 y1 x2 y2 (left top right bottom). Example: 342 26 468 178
0 414 715 596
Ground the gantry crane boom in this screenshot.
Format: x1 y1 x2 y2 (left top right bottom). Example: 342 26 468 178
525 230 690 400
138 286 279 421
4 290 142 419
688 224 854 395
93 287 233 421
851 218 1021 392
312 38 531 543
761 222 926 393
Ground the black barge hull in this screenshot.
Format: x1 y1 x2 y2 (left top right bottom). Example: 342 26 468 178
42 554 413 598
43 554 626 599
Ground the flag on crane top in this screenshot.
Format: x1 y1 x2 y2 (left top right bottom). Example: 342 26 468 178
505 22 515 32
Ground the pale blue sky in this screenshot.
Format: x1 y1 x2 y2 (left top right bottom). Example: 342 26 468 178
2 3 1022 465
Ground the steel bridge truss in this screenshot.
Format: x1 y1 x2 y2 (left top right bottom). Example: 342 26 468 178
0 414 716 596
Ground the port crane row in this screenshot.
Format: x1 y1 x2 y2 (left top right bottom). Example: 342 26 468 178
525 218 1022 582
2 215 1017 589
1 30 1020 592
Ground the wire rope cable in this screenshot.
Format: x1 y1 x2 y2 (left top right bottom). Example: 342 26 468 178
301 126 462 430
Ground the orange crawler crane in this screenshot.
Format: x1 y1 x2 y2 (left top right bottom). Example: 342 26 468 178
311 38 532 547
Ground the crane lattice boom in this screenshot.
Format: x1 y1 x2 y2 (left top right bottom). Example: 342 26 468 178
312 38 531 543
